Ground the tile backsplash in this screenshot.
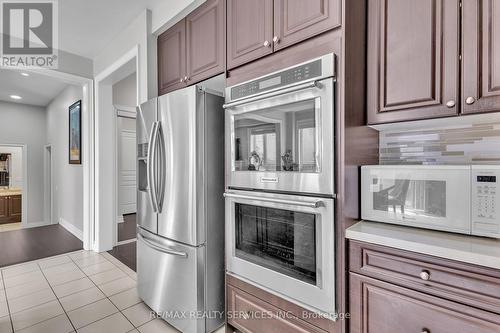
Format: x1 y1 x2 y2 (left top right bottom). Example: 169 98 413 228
378 115 500 165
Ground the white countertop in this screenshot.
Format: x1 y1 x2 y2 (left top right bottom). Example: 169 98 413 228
346 221 500 270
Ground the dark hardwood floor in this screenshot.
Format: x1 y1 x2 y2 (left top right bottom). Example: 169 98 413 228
108 241 136 272
0 224 82 267
118 213 137 242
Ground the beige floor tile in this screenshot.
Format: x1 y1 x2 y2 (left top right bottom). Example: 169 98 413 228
80 261 115 276
38 256 72 269
67 298 118 329
0 290 4 301
88 268 126 285
11 300 64 331
52 277 94 298
46 269 85 286
0 315 12 333
3 270 43 288
2 263 39 279
16 314 73 333
68 251 97 261
214 326 226 333
137 319 180 333
60 287 105 312
5 280 50 300
42 262 79 277
77 312 133 333
122 303 154 328
98 276 136 297
109 288 141 310
74 255 108 268
8 288 56 314
0 299 8 318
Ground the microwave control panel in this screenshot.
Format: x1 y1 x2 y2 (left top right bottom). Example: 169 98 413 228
472 167 500 237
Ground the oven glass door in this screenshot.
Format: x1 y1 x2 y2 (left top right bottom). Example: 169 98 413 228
225 190 335 315
226 78 334 195
361 166 471 233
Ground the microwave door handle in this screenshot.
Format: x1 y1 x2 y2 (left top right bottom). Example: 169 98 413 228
223 192 324 209
138 233 188 258
147 122 159 213
223 80 322 109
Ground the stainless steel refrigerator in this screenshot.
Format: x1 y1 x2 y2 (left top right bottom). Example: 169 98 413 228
136 85 225 333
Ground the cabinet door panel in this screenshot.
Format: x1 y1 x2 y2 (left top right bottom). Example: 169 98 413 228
10 195 21 217
186 0 225 82
462 0 500 114
158 20 186 96
350 273 500 333
0 197 8 222
367 0 460 124
227 0 273 69
273 0 341 51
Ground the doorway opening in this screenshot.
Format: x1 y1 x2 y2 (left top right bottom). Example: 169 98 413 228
0 145 26 232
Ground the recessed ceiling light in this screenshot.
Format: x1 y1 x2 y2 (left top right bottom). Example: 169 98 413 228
10 95 22 100
20 72 29 77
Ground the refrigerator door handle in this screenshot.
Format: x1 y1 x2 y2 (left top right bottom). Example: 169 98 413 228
138 233 188 258
155 122 166 213
147 122 159 213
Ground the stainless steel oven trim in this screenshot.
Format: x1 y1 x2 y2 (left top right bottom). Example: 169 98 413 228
225 78 334 196
225 190 336 315
223 191 324 208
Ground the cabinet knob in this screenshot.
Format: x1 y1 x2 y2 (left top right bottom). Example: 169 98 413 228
184 76 189 82
466 96 476 105
445 100 455 108
179 78 184 83
273 36 280 43
421 329 430 333
420 270 431 281
263 40 270 47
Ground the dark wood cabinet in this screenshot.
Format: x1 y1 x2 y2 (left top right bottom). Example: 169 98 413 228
226 0 341 70
367 0 460 124
158 20 186 96
226 0 274 69
350 273 500 333
273 0 341 51
158 0 224 96
462 0 500 114
0 194 22 224
186 0 225 84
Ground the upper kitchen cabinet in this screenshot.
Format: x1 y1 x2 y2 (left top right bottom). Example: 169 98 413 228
367 0 460 124
226 0 274 69
158 20 186 96
462 0 500 114
273 0 341 51
158 0 225 96
226 0 341 70
186 0 225 84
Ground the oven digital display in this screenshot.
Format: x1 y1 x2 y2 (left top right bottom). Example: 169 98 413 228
477 176 497 183
258 76 281 90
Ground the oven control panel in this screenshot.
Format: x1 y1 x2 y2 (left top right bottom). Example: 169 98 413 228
472 166 500 237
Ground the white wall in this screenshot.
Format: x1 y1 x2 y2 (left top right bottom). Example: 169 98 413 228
113 73 137 107
0 101 46 225
46 85 84 234
0 146 23 189
151 0 205 33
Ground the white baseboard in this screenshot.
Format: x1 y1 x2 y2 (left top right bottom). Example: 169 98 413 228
23 221 51 228
117 215 124 224
59 218 83 240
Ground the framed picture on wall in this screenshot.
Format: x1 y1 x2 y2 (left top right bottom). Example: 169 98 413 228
69 100 82 164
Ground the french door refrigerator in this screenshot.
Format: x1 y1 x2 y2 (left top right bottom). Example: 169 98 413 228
136 85 225 333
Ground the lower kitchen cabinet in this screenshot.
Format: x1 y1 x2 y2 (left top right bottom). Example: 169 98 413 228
349 240 500 333
0 196 8 223
0 195 21 224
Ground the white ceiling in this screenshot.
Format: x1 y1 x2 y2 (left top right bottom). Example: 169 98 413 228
59 0 172 59
0 69 68 107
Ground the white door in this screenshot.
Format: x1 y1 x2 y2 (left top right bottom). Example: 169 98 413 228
118 117 137 215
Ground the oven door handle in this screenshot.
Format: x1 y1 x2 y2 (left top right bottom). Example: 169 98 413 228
223 80 322 109
223 192 324 208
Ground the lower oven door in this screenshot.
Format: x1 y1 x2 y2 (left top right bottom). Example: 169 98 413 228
137 229 205 333
224 190 335 316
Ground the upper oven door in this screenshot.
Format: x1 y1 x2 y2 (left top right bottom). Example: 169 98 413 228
361 166 471 234
225 78 334 196
225 190 335 316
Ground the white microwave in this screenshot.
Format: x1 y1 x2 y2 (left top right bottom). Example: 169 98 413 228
361 165 500 238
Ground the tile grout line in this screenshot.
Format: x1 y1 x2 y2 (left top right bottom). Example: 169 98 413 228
0 269 15 333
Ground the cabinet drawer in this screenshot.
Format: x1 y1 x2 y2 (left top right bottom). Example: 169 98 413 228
350 273 500 333
227 285 325 333
349 241 500 314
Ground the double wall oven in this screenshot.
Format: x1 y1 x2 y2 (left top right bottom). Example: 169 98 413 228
224 54 337 316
